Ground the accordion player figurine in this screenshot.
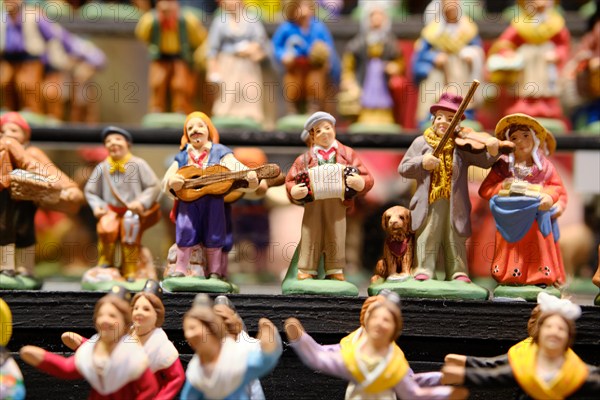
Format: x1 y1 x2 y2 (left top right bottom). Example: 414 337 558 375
284 112 373 296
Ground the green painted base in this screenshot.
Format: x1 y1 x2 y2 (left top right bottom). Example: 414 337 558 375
368 277 489 300
0 274 42 290
581 121 600 136
141 113 187 128
281 247 359 297
566 277 600 295
162 276 238 293
211 116 262 131
595 292 600 306
348 123 401 134
536 118 568 134
81 279 147 292
471 276 498 292
493 285 561 302
276 114 309 132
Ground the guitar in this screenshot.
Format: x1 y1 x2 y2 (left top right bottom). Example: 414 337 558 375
173 163 281 202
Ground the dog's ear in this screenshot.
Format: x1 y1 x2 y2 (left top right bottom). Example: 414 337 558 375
381 210 389 230
405 208 413 234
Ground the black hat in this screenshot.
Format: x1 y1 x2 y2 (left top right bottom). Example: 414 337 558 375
109 285 132 302
101 126 133 143
214 295 236 312
142 279 163 301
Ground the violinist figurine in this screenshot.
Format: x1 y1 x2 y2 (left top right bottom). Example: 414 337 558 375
398 92 505 299
20 287 159 399
0 298 25 400
272 0 341 118
283 112 373 296
479 113 566 300
487 0 569 130
441 292 600 398
83 126 161 290
340 0 403 131
0 112 84 289
412 0 485 128
135 0 207 116
162 112 261 293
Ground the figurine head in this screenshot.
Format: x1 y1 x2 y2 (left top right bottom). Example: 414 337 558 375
180 111 220 150
0 298 13 347
156 0 180 27
283 0 315 23
101 126 132 161
441 0 461 23
495 113 547 167
532 293 580 353
363 291 403 342
430 93 464 136
302 111 336 148
361 1 393 34
3 0 24 15
93 293 133 341
518 0 556 15
0 112 31 145
183 295 226 352
526 305 542 338
359 295 386 327
131 280 165 329
219 0 242 14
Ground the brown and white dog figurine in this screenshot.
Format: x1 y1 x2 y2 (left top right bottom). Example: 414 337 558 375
371 206 414 283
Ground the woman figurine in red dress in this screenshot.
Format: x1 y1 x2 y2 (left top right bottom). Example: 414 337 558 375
20 287 159 399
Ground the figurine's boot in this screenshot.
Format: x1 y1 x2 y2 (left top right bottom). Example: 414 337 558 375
206 247 225 279
121 244 140 282
0 244 16 276
174 246 192 276
15 245 35 277
97 241 115 268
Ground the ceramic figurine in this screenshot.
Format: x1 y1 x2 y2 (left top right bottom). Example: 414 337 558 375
162 112 274 293
207 0 270 129
0 112 84 289
180 294 282 400
479 113 567 300
340 0 403 132
20 287 159 399
285 291 468 399
594 245 600 306
272 0 341 117
487 0 569 131
283 112 373 296
0 298 25 400
442 292 600 398
135 0 207 116
397 92 506 300
412 0 485 128
61 280 185 400
83 126 161 290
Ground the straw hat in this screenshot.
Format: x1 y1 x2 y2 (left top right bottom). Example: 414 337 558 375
494 113 548 143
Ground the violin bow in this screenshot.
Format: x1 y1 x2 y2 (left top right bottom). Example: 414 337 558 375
432 80 480 158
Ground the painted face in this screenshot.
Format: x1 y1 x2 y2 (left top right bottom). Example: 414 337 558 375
526 0 550 14
183 317 213 352
365 306 396 344
432 110 455 137
95 302 126 341
369 9 386 30
186 117 210 149
509 129 535 163
538 314 569 354
311 121 336 148
220 0 241 13
132 296 158 334
0 122 27 145
103 133 129 161
442 0 460 22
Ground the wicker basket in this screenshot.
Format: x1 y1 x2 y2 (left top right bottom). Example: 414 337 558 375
9 169 60 205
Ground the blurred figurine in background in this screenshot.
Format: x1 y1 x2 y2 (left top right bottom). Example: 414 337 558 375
340 0 403 130
594 245 600 305
487 0 569 126
83 126 161 289
412 0 485 127
272 0 341 116
0 112 83 288
135 0 207 115
207 0 270 129
0 298 25 400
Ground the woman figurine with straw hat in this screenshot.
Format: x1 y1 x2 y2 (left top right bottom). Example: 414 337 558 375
479 114 567 299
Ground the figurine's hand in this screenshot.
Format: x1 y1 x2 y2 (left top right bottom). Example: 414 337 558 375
168 174 185 191
282 53 295 68
255 179 269 197
485 137 500 157
434 52 448 68
127 200 145 215
346 173 365 192
422 154 441 171
290 183 309 200
441 365 466 385
213 304 243 338
246 171 259 190
590 56 600 71
284 317 305 342
257 318 279 353
449 387 470 400
60 187 79 202
546 51 558 64
61 331 84 351
444 354 468 368
551 203 564 219
93 207 107 218
385 61 401 76
20 345 46 367
538 193 554 211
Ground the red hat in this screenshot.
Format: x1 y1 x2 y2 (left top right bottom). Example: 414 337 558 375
430 93 466 120
0 112 32 141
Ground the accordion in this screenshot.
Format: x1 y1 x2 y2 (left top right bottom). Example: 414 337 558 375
295 163 359 203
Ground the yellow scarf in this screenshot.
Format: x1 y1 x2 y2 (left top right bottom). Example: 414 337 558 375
340 329 409 394
424 128 454 203
107 153 132 174
512 8 565 45
420 18 479 54
508 340 589 399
